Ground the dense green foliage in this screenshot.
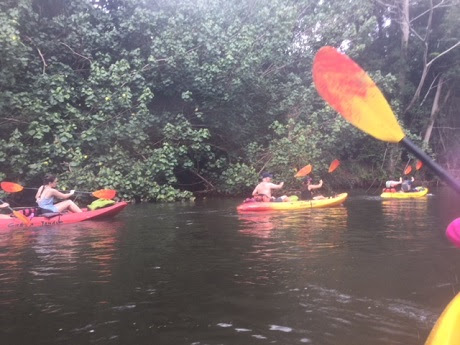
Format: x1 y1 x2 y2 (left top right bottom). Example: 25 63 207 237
0 0 459 201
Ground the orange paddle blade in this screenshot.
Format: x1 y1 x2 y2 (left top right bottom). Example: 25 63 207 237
92 189 116 199
416 160 423 170
1 182 24 193
295 164 312 178
328 159 340 173
13 210 31 226
312 46 405 143
404 166 413 175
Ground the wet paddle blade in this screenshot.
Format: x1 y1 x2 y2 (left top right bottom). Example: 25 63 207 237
13 209 31 226
328 159 340 173
295 164 312 178
1 182 24 193
404 165 412 175
312 46 405 143
425 293 460 345
92 189 117 199
416 160 423 170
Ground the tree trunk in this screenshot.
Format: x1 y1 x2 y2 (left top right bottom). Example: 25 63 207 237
399 0 410 94
423 75 443 144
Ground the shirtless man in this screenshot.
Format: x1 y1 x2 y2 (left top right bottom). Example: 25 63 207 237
252 173 285 202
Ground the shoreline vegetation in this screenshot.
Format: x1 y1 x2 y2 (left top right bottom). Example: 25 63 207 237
1 0 459 203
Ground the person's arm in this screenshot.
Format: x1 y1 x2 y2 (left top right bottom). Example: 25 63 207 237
0 202 9 209
411 177 415 182
50 189 75 200
252 185 260 196
35 186 43 201
269 182 284 189
309 180 323 190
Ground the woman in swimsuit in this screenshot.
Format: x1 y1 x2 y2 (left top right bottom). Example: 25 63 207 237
35 174 82 213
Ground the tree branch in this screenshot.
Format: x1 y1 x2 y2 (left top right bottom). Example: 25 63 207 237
36 47 47 74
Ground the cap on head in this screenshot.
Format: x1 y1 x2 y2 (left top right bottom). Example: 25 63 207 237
261 172 273 179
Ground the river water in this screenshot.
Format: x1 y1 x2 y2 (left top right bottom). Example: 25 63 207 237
1 188 460 345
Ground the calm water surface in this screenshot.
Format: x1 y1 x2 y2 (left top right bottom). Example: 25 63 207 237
1 188 460 345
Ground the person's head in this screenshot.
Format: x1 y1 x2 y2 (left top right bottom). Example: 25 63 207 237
261 172 273 181
302 176 312 185
403 176 410 181
43 174 58 186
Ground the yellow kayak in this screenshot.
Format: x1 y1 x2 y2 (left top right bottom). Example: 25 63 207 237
380 187 428 199
425 293 460 345
237 193 348 212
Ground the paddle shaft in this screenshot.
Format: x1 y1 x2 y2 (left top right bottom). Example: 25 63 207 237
0 198 15 213
401 138 460 194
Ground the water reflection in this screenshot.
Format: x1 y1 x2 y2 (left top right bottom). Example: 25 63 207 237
0 220 124 308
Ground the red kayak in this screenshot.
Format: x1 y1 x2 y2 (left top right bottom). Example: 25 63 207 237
0 202 128 230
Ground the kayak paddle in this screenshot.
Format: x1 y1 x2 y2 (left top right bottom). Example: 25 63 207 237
424 292 460 345
312 46 460 194
295 164 312 178
416 160 423 171
0 199 31 226
404 165 413 175
328 159 340 173
1 182 117 199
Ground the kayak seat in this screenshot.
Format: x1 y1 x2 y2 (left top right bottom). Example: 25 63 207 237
40 211 62 219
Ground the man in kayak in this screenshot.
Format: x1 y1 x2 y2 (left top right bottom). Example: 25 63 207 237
383 177 403 192
252 172 287 202
35 174 82 213
0 202 11 219
300 177 326 200
401 176 415 192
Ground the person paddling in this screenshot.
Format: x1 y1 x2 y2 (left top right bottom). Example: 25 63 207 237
252 173 287 202
384 177 402 192
300 177 326 200
401 176 415 192
35 174 82 213
0 202 11 219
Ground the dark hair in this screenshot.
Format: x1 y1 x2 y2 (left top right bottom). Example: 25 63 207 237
43 174 57 185
261 172 273 179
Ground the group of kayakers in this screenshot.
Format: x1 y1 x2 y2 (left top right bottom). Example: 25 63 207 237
250 172 326 203
248 172 419 203
0 174 82 219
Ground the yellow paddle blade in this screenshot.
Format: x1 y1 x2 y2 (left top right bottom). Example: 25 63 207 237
13 210 31 226
295 164 312 178
313 46 405 143
425 293 460 345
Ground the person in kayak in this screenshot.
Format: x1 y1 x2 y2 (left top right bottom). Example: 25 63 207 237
401 176 415 192
385 177 402 190
300 177 326 200
35 174 82 213
0 202 11 219
252 172 287 202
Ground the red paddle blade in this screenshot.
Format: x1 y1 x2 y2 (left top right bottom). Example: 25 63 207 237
13 210 31 226
1 182 24 193
295 164 312 178
416 160 423 170
328 159 340 173
313 47 405 143
404 166 413 175
92 189 116 199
